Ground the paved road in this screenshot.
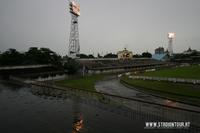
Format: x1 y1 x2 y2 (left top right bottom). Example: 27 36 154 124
95 79 200 112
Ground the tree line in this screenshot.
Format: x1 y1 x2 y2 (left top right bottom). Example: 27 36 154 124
0 47 62 66
0 47 83 74
0 48 153 66
0 48 153 74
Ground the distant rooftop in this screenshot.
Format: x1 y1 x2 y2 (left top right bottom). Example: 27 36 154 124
152 53 168 61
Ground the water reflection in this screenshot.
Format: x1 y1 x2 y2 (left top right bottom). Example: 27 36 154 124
0 81 22 92
1 81 199 133
164 100 177 107
29 83 200 128
71 113 83 133
71 98 83 133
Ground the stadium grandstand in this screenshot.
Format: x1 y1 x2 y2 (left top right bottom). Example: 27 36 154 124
78 58 168 74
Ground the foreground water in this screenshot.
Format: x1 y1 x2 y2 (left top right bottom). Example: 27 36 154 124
0 81 199 133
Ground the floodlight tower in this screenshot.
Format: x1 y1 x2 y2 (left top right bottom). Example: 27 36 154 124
167 32 175 56
68 0 80 58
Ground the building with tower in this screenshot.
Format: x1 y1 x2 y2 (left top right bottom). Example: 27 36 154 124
117 48 133 60
155 47 165 54
152 47 169 61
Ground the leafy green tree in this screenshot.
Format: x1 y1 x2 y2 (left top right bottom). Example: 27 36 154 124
64 58 81 74
97 53 102 58
80 53 88 58
25 47 62 65
39 48 62 66
0 48 24 65
142 52 152 58
88 54 94 58
0 47 62 66
25 47 41 64
103 53 117 58
133 54 142 58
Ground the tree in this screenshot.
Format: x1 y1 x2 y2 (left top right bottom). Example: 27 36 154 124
0 47 62 66
0 48 24 65
133 54 142 58
142 52 152 58
25 47 62 65
25 47 41 64
97 53 102 58
79 53 88 58
103 53 117 58
88 54 94 58
64 58 81 74
39 48 62 66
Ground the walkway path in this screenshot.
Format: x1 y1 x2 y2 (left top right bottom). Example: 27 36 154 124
95 79 200 112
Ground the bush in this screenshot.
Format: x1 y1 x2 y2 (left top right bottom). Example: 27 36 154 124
63 58 81 74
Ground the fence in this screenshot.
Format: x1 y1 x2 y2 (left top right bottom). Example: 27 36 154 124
30 81 200 132
129 75 200 85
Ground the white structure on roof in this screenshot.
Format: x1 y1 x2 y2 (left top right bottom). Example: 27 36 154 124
117 48 133 60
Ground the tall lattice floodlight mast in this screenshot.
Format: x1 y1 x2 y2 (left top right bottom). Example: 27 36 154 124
68 0 80 58
168 32 175 56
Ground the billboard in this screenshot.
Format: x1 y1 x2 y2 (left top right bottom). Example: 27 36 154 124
70 1 80 16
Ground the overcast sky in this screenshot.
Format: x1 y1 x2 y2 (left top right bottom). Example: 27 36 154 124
0 0 200 56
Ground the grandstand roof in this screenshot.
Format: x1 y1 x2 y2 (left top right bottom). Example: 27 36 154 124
152 53 168 61
78 58 165 70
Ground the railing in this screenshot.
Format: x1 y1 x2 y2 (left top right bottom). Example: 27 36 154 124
0 64 51 70
129 75 200 85
30 81 200 131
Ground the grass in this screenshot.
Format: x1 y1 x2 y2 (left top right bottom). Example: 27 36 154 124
55 74 105 91
55 74 117 104
121 76 200 105
141 65 200 79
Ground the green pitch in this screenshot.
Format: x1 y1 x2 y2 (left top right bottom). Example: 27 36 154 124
142 65 200 79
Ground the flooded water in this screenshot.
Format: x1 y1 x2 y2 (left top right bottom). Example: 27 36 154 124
0 81 199 133
95 79 200 111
